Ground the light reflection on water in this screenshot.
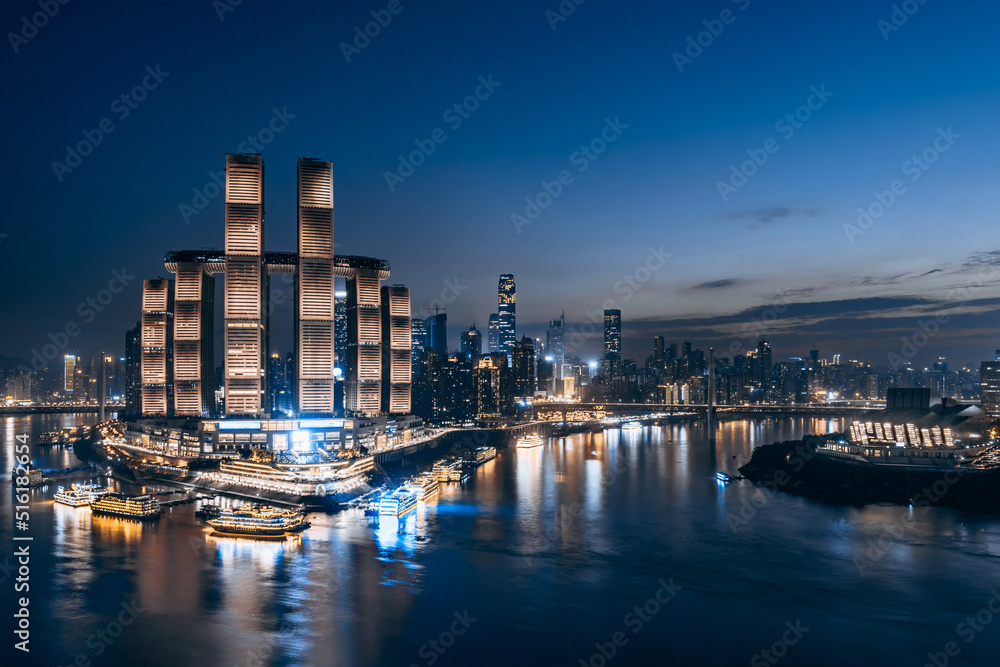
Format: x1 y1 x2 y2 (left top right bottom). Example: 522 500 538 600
5 416 1000 666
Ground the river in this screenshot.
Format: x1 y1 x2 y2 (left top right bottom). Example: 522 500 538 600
3 414 1000 666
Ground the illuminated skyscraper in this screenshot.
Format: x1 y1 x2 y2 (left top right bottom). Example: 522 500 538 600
141 278 173 416
223 154 267 416
474 352 512 419
381 285 412 414
411 317 428 375
497 274 515 363
169 261 215 416
981 361 1000 417
346 268 382 416
426 312 447 357
124 322 141 417
461 324 482 360
603 309 621 374
334 290 347 371
295 158 336 416
487 314 499 353
512 336 536 397
546 312 565 366
63 354 75 393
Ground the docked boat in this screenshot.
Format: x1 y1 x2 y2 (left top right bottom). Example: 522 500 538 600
621 422 642 432
91 492 161 520
54 483 109 507
448 465 470 483
207 504 309 537
405 473 440 501
378 489 418 517
432 459 462 482
464 446 497 466
516 434 545 449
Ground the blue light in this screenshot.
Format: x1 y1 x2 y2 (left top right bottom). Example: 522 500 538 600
301 419 344 429
218 421 262 431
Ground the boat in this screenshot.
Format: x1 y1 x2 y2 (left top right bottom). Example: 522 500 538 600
207 504 309 537
90 492 161 520
464 446 497 465
432 459 462 482
622 422 642 432
516 434 545 449
378 489 418 517
195 503 222 519
405 473 440 501
54 483 109 507
448 465 470 483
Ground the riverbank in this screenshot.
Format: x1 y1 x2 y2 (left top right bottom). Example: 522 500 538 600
739 434 1000 509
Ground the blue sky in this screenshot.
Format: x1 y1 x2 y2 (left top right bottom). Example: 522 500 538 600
2 0 999 369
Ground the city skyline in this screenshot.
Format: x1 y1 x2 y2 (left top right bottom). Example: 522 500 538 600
3 1 1000 368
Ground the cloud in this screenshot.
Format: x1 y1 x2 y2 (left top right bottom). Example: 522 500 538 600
725 206 822 229
691 278 742 290
962 250 1000 269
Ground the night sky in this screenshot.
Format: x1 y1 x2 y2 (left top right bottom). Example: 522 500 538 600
3 0 1000 371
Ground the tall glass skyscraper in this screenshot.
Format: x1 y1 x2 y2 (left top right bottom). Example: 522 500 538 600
603 309 621 373
498 274 515 363
487 314 499 353
461 324 482 360
546 311 565 366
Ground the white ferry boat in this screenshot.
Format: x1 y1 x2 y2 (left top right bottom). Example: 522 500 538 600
465 446 497 465
91 493 161 520
432 459 462 482
621 422 643 432
405 473 440 501
516 434 545 449
54 483 109 507
378 489 418 517
207 504 309 537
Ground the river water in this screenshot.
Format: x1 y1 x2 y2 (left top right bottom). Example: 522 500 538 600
3 414 1000 666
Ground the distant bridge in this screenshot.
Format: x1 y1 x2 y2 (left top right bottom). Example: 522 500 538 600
0 406 119 415
528 403 873 420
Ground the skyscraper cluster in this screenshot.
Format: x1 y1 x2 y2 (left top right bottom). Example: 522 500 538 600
135 155 410 421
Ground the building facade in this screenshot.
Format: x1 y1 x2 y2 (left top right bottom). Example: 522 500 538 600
497 274 516 362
